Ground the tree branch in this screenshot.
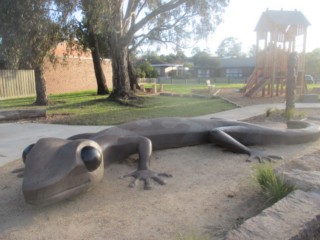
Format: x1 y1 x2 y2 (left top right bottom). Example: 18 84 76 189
131 11 194 49
124 0 188 44
123 0 139 32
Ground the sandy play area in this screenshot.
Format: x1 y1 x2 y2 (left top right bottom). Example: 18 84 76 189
1 123 320 240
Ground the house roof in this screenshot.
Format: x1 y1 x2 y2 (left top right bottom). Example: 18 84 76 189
220 57 255 68
151 63 183 68
255 10 310 33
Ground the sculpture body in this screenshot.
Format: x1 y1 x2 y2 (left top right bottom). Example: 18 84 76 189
21 117 320 205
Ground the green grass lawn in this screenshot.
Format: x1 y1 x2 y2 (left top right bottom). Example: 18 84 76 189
144 83 244 94
0 89 236 125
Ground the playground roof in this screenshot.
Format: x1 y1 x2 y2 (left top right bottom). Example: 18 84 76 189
255 10 311 32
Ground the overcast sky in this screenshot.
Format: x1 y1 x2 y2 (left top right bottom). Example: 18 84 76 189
200 0 319 55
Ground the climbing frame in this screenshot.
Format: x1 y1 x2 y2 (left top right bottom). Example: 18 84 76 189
244 9 310 97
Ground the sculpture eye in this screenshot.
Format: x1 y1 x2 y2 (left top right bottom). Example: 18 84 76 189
22 144 35 164
81 146 102 172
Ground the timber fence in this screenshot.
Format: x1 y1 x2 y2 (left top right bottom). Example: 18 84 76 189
0 70 35 99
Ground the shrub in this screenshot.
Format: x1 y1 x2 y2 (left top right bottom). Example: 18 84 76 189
136 60 159 78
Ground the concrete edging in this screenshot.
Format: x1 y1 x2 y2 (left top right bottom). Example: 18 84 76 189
0 109 46 121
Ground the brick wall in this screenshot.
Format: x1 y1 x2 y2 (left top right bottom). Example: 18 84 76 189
43 42 113 94
44 57 113 95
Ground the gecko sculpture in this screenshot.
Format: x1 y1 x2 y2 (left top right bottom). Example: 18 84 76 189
19 117 320 205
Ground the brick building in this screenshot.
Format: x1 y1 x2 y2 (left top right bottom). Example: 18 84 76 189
44 42 113 94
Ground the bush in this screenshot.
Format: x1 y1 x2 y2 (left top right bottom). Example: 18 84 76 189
254 164 295 205
135 68 146 78
136 60 159 78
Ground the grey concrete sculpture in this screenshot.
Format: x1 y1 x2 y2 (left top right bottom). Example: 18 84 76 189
19 117 320 205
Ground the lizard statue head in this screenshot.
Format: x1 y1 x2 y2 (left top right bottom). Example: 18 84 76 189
22 138 104 205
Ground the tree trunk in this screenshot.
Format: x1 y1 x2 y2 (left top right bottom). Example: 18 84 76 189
286 52 297 114
88 25 109 95
109 38 132 99
128 57 140 91
33 65 48 106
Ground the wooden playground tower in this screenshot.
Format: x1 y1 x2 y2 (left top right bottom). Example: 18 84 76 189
244 9 310 97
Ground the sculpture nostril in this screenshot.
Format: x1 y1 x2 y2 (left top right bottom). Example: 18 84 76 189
22 144 35 164
81 146 102 171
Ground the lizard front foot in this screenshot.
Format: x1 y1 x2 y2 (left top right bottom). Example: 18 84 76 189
121 170 172 190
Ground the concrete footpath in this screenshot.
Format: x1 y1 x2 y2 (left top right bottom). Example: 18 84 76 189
1 102 320 166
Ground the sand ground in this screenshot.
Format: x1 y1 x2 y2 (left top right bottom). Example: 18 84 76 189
1 92 320 239
1 129 320 240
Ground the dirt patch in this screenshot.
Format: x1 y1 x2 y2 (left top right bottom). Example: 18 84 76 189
217 89 320 123
215 88 286 107
244 108 320 123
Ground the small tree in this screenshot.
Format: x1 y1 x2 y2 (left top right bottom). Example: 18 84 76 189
216 37 242 58
305 48 320 80
192 51 220 76
136 60 159 78
248 45 257 58
286 52 298 116
0 0 77 105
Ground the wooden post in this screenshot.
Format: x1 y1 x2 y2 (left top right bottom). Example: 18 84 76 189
151 84 157 94
159 84 164 92
140 84 145 92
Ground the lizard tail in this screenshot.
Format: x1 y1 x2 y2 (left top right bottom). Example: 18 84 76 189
279 120 320 144
232 120 320 146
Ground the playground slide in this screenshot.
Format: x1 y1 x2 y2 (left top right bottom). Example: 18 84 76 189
245 78 271 97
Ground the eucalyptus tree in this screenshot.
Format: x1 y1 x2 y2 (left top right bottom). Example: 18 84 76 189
101 0 229 100
78 0 110 95
0 0 78 105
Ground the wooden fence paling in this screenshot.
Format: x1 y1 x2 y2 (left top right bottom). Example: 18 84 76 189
0 70 35 99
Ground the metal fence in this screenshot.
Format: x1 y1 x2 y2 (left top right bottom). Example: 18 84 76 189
0 70 35 99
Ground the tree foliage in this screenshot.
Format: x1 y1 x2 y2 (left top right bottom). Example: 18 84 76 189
137 50 186 64
248 45 257 58
192 51 220 68
135 60 159 78
0 0 78 105
305 48 320 80
216 37 242 58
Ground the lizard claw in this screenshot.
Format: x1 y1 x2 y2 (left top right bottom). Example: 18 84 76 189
121 170 172 190
247 150 283 163
12 167 25 178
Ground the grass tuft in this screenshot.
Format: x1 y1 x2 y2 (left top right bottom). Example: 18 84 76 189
283 108 306 120
253 164 295 205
